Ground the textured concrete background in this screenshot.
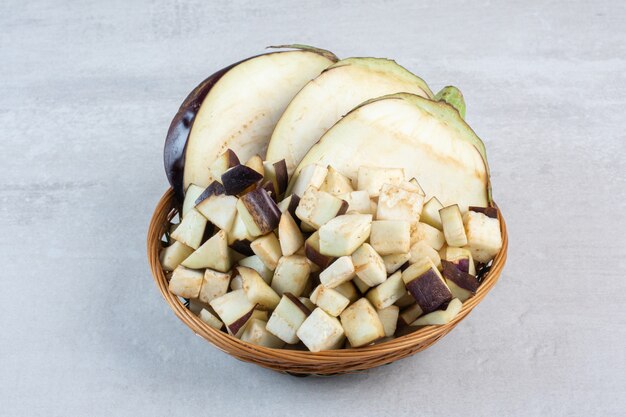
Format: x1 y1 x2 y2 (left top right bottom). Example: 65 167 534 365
2 0 625 416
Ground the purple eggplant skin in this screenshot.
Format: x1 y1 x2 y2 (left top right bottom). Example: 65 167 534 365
164 61 243 202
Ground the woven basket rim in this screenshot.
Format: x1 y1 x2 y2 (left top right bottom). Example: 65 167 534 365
147 188 508 372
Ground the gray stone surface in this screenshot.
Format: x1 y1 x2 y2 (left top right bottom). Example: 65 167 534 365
1 0 625 416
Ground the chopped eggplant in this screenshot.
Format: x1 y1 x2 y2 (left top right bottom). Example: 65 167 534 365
411 298 462 326
278 212 304 256
289 164 328 197
421 197 444 230
310 285 350 316
376 181 425 223
304 231 334 269
464 210 503 263
222 164 263 195
198 269 231 304
238 255 273 284
369 220 411 255
250 233 283 270
319 166 354 195
168 265 204 299
295 187 348 229
170 208 207 250
340 298 385 347
318 213 372 257
266 294 311 344
238 266 280 310
181 230 231 272
270 255 311 297
209 149 240 182
410 222 446 250
319 256 356 288
198 308 224 330
237 188 281 237
209 289 256 336
442 260 479 301
336 190 373 214
351 243 387 286
160 241 194 271
297 308 345 352
440 204 468 247
409 241 442 269
382 252 410 274
365 271 405 309
377 305 399 337
402 259 452 313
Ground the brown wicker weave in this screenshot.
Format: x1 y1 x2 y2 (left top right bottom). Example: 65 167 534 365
147 188 508 376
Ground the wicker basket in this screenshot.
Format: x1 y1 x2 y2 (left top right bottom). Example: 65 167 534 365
147 188 508 376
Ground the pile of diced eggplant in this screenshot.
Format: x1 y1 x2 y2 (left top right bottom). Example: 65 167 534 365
160 150 503 352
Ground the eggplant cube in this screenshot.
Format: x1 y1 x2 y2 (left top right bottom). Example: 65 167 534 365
464 211 503 263
369 220 411 255
263 159 289 197
229 211 254 245
340 298 385 347
319 256 355 288
440 204 468 247
222 164 263 195
266 294 311 344
237 188 281 237
295 187 348 229
399 303 424 325
319 166 354 195
410 222 446 250
277 194 300 219
198 308 224 330
290 164 328 197
318 214 372 257
299 297 316 311
411 298 462 326
409 241 442 269
181 229 231 272
250 233 283 271
160 241 194 271
357 166 404 197
376 182 425 223
244 155 265 176
209 289 255 336
402 259 452 313
195 182 238 231
442 260 479 301
382 252 410 274
168 266 204 299
270 255 311 297
304 231 335 269
333 281 359 303
241 318 285 348
170 208 207 250
353 276 371 294
336 190 373 214
377 305 399 337
351 243 387 286
182 184 204 217
421 197 443 230
238 255 273 284
239 266 280 310
297 308 345 352
209 149 240 181
310 285 350 317
366 271 405 309
198 269 231 304
443 246 476 275
278 212 304 256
